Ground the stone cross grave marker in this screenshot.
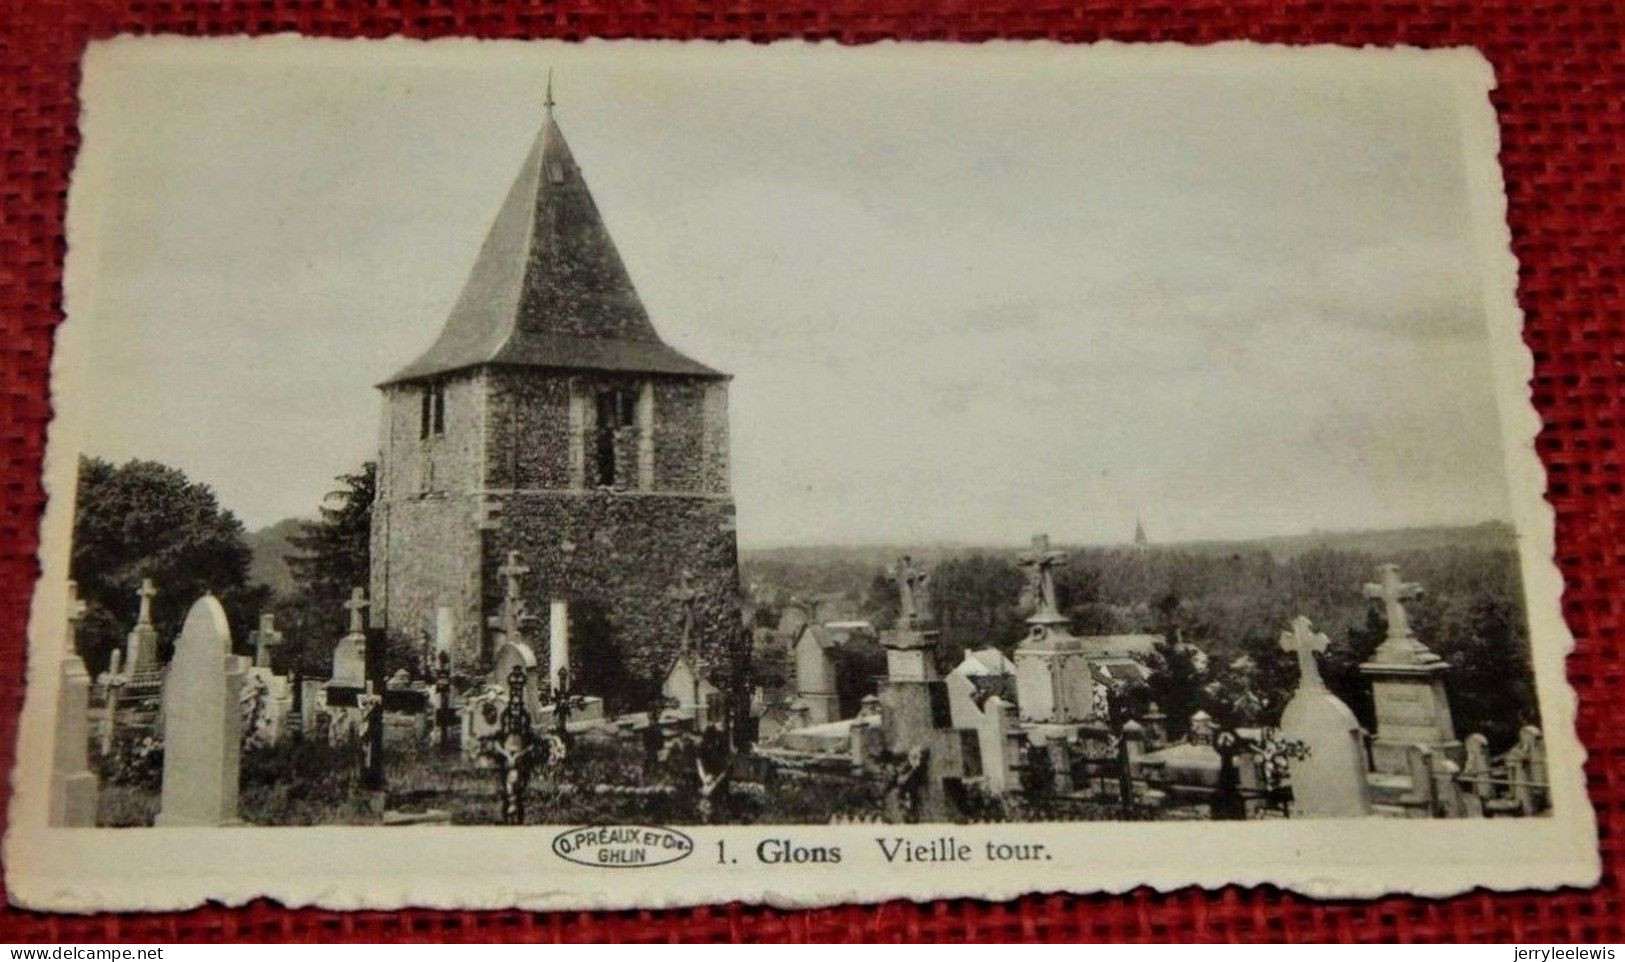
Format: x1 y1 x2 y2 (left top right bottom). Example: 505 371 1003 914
1277 615 1371 817
249 612 284 669
487 551 535 647
97 648 126 756
887 555 931 627
344 587 370 637
1362 563 1438 664
1016 534 1068 623
1279 614 1329 689
157 595 247 827
125 577 161 673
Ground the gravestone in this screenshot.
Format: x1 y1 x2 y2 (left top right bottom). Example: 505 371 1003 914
125 578 161 673
1359 565 1460 774
491 640 543 720
1277 616 1371 818
1011 536 1095 724
241 667 293 746
973 694 1021 794
50 651 98 828
945 648 1016 729
662 570 711 724
157 595 247 827
793 624 841 725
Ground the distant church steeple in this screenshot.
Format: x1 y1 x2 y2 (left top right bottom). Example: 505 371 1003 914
1133 517 1148 550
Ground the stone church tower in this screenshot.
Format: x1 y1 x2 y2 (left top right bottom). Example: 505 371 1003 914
370 90 745 706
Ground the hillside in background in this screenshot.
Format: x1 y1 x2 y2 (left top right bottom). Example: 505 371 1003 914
246 517 308 597
741 521 1516 574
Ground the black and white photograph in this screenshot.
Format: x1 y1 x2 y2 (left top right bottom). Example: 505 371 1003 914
5 38 1597 911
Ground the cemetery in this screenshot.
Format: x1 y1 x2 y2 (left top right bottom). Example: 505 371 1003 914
47 85 1550 831
53 532 1552 828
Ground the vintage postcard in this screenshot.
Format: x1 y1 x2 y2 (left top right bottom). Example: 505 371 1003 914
4 37 1599 912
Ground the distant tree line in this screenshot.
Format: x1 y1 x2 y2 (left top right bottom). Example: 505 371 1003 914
746 541 1538 751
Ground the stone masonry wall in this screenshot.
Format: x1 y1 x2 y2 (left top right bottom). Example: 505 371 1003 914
369 494 485 664
377 371 485 500
484 490 747 706
484 370 572 489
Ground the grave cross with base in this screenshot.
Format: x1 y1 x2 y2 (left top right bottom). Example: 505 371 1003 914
344 587 370 637
1358 564 1460 776
487 551 536 647
249 612 284 669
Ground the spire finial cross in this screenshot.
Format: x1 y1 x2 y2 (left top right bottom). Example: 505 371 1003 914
1279 615 1330 691
544 68 556 113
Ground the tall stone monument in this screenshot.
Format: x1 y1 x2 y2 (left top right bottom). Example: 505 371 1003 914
326 587 371 706
1011 535 1094 724
1359 564 1460 774
1278 615 1371 817
876 557 978 821
157 595 248 827
50 583 98 827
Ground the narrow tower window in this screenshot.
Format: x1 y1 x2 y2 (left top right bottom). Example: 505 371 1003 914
420 383 446 440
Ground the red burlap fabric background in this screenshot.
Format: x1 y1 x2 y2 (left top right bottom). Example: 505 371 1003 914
1 0 1621 943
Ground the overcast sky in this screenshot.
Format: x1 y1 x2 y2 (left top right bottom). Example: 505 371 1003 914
65 39 1515 547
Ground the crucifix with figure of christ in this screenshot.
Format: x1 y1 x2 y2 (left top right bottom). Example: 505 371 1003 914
1016 534 1068 623
1279 615 1330 691
887 556 930 628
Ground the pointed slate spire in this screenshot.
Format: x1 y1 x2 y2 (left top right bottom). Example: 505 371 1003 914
383 82 722 386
